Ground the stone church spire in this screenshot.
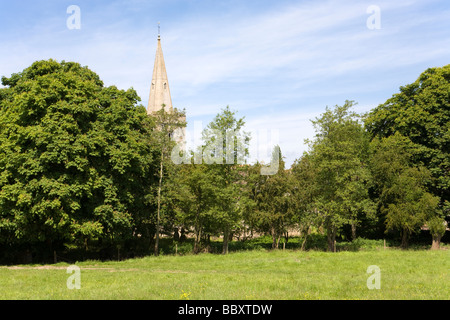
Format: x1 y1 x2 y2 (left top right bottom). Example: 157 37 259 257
147 32 173 114
147 26 186 148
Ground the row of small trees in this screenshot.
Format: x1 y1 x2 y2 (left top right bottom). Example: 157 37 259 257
158 65 450 253
0 60 448 262
160 101 448 254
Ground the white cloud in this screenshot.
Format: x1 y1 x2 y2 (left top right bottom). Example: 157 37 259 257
1 0 449 166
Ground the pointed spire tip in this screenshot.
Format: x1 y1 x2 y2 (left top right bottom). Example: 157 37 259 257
158 22 161 39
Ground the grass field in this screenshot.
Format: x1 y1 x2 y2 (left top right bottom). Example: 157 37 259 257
0 248 448 300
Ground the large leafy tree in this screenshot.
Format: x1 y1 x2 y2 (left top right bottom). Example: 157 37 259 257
369 133 440 248
0 60 156 258
307 101 375 252
201 106 250 254
365 64 450 208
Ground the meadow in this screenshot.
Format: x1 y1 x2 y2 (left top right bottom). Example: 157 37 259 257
0 247 448 300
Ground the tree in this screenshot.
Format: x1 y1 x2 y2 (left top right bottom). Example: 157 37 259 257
365 64 450 209
427 216 447 250
0 59 156 260
248 146 294 249
290 153 320 250
384 169 439 248
370 133 440 248
150 107 186 256
201 106 250 254
306 100 375 252
172 161 216 254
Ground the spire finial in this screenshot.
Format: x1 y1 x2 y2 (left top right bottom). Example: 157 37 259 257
158 22 161 39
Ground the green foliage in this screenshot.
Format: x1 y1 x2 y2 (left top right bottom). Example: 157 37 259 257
304 100 375 251
245 147 296 249
290 153 320 250
148 107 186 255
1 59 449 264
365 65 450 247
365 64 450 204
0 59 156 252
369 133 440 248
199 106 251 254
427 216 447 239
171 162 218 253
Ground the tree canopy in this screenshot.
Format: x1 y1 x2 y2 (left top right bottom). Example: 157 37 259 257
370 133 440 248
0 59 157 258
305 100 375 251
200 106 250 254
365 64 450 206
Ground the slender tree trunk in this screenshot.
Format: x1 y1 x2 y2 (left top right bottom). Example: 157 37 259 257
300 226 310 251
193 205 201 254
194 226 202 254
327 225 336 252
271 227 277 249
155 151 164 256
351 223 357 241
401 229 409 249
223 228 229 254
173 227 180 241
301 235 308 251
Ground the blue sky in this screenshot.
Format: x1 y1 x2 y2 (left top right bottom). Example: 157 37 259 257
1 0 449 166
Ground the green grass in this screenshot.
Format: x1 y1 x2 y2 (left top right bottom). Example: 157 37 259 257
0 249 449 300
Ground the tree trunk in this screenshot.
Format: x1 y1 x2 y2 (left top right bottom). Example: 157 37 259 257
154 152 164 256
301 235 308 251
300 226 310 251
173 227 180 241
284 231 289 244
222 228 229 254
180 227 186 242
194 226 202 254
193 206 201 254
431 235 441 250
401 229 409 249
327 225 336 252
351 223 357 241
271 227 278 249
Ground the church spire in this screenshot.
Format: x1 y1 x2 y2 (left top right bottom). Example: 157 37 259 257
148 25 173 114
